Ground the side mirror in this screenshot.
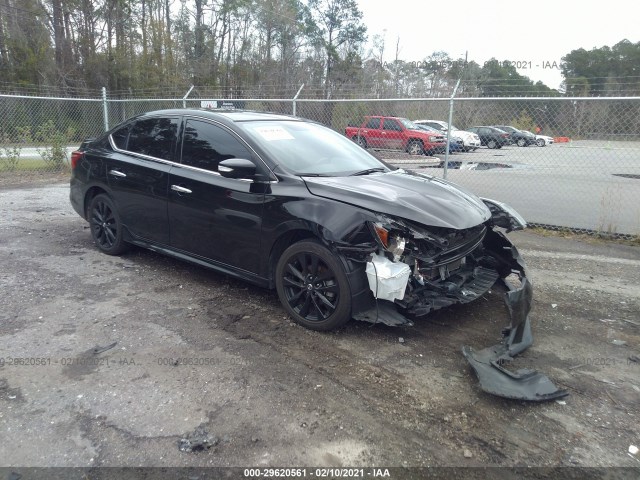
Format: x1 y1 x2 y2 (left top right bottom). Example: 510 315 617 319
218 158 257 179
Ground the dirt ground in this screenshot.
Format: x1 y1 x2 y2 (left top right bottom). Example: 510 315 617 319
1 182 639 474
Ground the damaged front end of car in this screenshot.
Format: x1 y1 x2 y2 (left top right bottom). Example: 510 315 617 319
342 199 567 402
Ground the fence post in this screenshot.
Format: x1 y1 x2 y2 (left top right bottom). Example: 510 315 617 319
444 79 461 180
102 87 109 131
183 85 194 108
292 84 304 116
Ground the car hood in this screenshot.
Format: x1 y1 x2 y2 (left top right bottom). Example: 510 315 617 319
452 129 476 138
303 170 491 229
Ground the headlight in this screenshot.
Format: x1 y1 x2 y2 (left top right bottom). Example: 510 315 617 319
388 234 406 261
371 222 406 261
481 198 527 232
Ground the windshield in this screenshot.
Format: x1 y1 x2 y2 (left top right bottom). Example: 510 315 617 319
239 120 389 176
399 118 419 130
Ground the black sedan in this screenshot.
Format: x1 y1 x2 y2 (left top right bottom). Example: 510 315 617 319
466 126 511 149
70 109 565 401
493 125 537 147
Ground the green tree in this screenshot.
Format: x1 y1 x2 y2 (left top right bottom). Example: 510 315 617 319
307 0 366 98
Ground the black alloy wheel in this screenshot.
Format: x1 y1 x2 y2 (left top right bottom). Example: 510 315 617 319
89 194 129 255
275 240 351 331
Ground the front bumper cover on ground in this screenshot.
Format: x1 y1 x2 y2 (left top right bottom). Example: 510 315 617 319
462 230 568 402
352 227 568 402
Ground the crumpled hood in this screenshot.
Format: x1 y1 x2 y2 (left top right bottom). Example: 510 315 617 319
303 170 491 230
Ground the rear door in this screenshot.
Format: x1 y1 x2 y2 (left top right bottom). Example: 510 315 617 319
105 116 178 244
382 118 404 150
168 118 265 273
478 127 494 145
360 117 384 148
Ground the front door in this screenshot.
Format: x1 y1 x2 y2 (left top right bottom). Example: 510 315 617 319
168 118 265 274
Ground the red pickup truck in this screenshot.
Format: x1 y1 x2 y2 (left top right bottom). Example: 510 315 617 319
345 116 446 155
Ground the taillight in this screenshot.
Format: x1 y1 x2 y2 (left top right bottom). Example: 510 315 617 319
70 150 83 169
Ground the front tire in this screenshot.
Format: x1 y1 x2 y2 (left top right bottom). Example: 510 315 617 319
536 138 546 147
516 138 527 147
88 193 129 255
275 240 352 331
353 135 367 149
487 139 497 149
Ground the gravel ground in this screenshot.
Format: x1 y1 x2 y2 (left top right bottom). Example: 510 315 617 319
0 182 639 474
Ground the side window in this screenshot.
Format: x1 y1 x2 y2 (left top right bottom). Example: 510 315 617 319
383 119 401 131
480 128 491 135
127 117 178 161
111 125 130 150
181 119 252 173
365 118 381 129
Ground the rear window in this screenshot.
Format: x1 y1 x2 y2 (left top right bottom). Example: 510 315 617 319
111 125 130 149
126 117 179 161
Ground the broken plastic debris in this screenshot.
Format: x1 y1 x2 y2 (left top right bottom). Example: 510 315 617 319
178 425 219 453
555 400 567 405
92 341 118 355
611 340 627 346
551 304 558 309
629 445 638 455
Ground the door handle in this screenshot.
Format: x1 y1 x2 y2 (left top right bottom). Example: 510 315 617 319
109 169 126 178
171 185 192 194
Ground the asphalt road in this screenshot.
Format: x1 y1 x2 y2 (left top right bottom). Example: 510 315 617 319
1 183 639 475
383 140 640 235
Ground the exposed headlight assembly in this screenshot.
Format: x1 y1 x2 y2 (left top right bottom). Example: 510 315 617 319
370 222 407 261
481 198 527 232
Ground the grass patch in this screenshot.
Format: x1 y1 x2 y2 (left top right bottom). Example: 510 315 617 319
4 156 70 172
529 226 640 247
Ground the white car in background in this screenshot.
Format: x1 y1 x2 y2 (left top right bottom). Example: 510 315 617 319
524 131 554 146
534 133 554 147
414 120 481 152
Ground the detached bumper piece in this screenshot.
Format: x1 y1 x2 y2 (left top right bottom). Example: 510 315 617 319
462 230 568 402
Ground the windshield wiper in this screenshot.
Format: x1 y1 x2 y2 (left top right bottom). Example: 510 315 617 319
349 167 386 176
299 173 333 177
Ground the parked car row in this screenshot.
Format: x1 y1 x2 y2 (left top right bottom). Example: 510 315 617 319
413 120 482 152
345 116 555 154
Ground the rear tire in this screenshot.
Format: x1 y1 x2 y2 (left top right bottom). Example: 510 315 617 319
487 139 497 149
407 140 424 155
275 240 352 331
88 194 129 255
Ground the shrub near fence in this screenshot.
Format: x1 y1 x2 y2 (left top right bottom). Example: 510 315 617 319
1 92 639 236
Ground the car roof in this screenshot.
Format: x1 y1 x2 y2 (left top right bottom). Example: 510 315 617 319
134 108 300 124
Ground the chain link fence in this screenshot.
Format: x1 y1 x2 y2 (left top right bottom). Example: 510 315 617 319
1 92 639 236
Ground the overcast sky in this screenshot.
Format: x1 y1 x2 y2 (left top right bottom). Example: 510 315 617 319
355 0 639 90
